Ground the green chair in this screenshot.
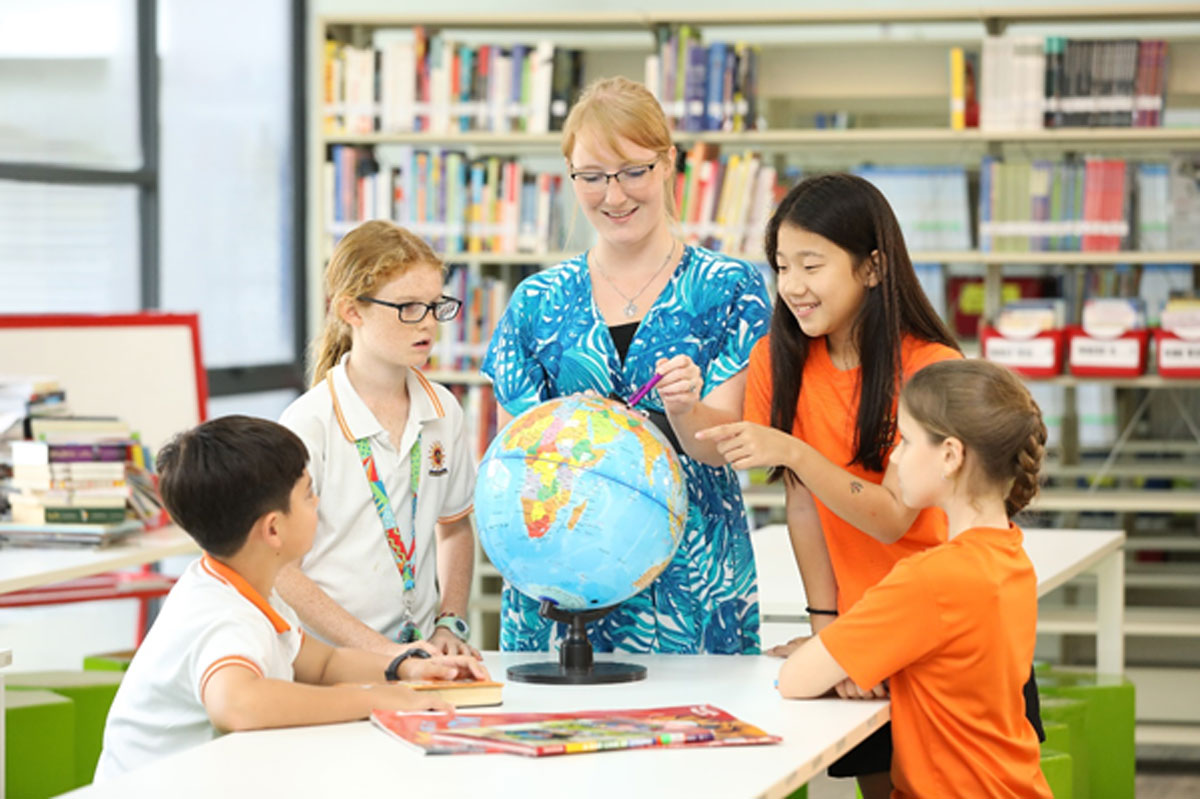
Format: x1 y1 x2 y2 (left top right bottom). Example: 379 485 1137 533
1040 748 1074 799
82 649 137 672
1038 668 1134 799
1040 696 1088 799
5 689 76 799
8 670 124 790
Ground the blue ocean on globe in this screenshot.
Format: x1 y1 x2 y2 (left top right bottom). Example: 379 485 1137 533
474 394 688 611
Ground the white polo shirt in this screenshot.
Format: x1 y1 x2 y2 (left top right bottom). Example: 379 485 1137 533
94 555 303 781
278 358 475 641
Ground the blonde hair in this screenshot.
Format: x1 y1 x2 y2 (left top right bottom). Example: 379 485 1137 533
309 220 444 386
901 359 1047 517
561 76 677 219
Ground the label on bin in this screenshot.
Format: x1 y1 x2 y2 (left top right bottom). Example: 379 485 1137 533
1160 338 1200 369
985 336 1056 368
1070 336 1139 368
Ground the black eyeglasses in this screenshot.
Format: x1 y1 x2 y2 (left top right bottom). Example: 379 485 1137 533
356 295 463 323
568 160 659 194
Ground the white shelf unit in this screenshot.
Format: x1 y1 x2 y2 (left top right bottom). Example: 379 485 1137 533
312 6 1200 741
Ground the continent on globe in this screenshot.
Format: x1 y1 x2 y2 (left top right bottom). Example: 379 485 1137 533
474 395 688 611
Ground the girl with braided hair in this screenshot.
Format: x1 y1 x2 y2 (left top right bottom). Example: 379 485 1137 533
775 358 1052 799
696 174 1042 797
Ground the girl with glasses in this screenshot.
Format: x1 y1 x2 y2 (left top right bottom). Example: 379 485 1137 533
278 220 483 662
481 76 772 655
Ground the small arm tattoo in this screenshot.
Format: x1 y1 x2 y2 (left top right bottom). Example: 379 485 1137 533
849 481 864 494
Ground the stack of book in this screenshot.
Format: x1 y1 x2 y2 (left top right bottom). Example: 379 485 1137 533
322 30 584 136
673 144 779 257
980 35 1169 131
325 147 567 256
0 375 68 437
1 417 164 545
644 25 762 133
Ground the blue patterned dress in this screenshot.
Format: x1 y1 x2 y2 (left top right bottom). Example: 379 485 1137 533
481 245 771 654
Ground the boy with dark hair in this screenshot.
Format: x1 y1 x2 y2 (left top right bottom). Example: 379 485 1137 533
95 416 487 781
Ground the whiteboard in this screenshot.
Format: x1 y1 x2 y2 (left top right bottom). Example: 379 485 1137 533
0 313 208 453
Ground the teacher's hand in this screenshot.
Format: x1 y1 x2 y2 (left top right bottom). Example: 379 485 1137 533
654 355 703 415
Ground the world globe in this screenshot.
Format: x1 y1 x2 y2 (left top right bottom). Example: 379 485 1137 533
475 394 689 612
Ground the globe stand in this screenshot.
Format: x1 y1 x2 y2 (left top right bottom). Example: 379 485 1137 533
506 600 647 685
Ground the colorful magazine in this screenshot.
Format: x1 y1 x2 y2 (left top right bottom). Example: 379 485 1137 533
371 704 780 757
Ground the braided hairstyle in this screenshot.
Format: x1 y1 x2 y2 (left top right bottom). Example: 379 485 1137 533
901 359 1046 517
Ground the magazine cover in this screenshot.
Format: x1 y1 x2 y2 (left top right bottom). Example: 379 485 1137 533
372 704 780 758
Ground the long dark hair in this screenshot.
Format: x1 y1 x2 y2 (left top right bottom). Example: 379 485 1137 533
764 173 959 476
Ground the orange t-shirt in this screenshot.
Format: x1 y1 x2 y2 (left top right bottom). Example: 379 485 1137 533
744 334 960 611
821 524 1052 799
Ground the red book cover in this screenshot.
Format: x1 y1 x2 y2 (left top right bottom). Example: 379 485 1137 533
1081 158 1103 251
372 704 781 758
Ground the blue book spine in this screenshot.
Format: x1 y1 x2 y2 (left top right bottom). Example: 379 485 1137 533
978 156 994 252
705 42 727 131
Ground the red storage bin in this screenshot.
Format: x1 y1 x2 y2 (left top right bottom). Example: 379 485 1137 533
980 324 1066 378
1154 328 1200 378
1067 325 1149 377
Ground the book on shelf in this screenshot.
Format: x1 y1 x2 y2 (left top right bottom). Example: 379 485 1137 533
10 440 129 465
371 704 781 757
0 518 144 548
322 28 584 136
644 26 760 133
8 502 129 525
982 34 1169 131
402 679 503 708
23 416 131 443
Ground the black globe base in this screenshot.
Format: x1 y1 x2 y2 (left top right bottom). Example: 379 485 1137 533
506 600 648 685
507 660 646 685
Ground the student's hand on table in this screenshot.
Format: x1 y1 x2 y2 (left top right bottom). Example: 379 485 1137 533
654 355 703 415
694 421 796 470
429 626 482 659
834 678 888 700
764 636 809 658
400 653 492 682
366 683 454 714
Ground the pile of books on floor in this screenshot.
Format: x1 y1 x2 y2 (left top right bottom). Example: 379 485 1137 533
0 395 165 546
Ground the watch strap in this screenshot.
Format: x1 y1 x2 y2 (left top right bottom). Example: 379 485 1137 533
384 647 432 681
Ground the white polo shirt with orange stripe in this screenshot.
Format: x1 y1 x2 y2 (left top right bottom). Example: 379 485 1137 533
94 555 302 781
278 356 475 642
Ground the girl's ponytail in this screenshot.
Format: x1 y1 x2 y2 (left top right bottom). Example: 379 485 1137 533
1006 421 1047 516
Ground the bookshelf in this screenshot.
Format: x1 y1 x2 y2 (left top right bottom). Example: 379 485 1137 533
312 5 1200 742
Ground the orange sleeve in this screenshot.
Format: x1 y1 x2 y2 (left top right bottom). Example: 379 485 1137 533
903 340 963 381
820 556 945 691
743 337 773 426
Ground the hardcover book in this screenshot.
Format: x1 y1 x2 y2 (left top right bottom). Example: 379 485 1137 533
372 704 780 757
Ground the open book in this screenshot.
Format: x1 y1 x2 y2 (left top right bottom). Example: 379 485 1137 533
371 704 780 757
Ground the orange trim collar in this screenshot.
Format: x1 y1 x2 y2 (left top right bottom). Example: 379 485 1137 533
201 555 291 634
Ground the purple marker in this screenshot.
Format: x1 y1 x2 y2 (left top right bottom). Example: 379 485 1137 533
626 373 663 407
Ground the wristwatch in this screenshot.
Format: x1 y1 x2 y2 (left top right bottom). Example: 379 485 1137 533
384 647 431 682
434 611 471 642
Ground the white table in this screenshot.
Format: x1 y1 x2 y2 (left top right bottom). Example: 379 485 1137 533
63 652 888 799
0 524 197 595
752 524 1126 674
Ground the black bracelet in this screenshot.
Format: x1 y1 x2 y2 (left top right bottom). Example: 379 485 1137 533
805 606 839 616
384 647 432 681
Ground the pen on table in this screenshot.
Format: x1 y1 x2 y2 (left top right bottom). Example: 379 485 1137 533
626 373 663 407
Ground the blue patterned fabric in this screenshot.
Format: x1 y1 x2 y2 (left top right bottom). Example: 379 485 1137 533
481 245 771 654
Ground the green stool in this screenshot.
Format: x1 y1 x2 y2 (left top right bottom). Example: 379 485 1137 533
1038 669 1134 799
82 649 136 672
782 784 808 798
1040 748 1073 799
8 670 124 790
5 689 76 799
1040 697 1088 799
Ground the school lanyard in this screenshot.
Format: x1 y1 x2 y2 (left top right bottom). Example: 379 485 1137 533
327 377 420 594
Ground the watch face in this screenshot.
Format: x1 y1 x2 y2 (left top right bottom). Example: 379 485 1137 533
440 616 470 638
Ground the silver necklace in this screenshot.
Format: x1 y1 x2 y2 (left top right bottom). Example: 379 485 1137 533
593 240 677 318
